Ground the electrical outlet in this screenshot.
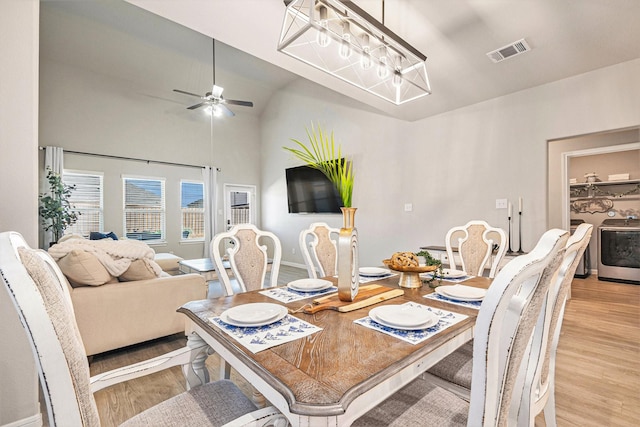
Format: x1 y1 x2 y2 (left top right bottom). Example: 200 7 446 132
496 199 508 209
404 203 413 212
292 247 296 255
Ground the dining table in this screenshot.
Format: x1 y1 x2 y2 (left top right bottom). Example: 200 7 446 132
178 272 492 427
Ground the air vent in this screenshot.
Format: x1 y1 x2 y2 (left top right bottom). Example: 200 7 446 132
486 39 531 63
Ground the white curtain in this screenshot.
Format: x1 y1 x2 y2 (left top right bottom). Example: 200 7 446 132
43 146 64 247
44 146 64 175
202 166 218 258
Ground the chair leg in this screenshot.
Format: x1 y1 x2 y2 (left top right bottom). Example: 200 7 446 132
543 387 558 427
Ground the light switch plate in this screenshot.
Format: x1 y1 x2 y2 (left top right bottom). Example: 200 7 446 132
404 203 413 212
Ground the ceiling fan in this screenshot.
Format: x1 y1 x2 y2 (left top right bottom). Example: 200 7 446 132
173 39 253 117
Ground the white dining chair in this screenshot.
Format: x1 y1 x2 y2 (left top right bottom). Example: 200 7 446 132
210 224 282 296
299 222 339 279
423 224 592 426
352 228 568 427
516 222 593 426
445 220 508 278
0 231 286 427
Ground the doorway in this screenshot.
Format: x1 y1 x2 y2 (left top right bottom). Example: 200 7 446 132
223 184 256 231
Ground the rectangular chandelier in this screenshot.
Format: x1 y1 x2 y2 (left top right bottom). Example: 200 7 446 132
278 0 431 105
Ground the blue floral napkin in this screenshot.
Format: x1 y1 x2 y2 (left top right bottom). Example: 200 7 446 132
354 302 468 345
423 292 483 310
260 286 338 303
210 314 322 354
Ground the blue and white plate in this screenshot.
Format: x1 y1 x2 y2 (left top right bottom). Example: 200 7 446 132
369 305 439 330
359 267 391 277
221 303 288 327
435 285 485 302
287 278 333 292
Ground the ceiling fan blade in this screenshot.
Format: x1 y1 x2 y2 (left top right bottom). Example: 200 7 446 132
211 85 224 99
225 99 254 107
174 89 203 98
187 102 208 110
219 104 235 117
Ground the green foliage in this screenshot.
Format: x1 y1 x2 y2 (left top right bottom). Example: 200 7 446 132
283 122 354 207
39 168 79 242
415 250 444 287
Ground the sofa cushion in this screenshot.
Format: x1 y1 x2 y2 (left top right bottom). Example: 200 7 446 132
154 253 183 273
56 249 114 287
119 259 162 282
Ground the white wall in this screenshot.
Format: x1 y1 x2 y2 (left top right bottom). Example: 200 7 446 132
0 1 42 425
261 59 640 268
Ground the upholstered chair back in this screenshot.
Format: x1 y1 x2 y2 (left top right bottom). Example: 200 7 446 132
299 222 339 279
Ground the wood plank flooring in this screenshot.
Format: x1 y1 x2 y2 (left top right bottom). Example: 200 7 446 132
87 267 640 426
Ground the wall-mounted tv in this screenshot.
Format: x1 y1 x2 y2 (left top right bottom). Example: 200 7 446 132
285 164 342 214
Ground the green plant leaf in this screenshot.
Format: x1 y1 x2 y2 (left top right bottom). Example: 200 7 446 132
283 122 354 207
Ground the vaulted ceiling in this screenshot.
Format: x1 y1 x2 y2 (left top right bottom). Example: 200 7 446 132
42 1 640 122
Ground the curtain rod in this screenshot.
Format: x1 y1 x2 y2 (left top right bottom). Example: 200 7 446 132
39 147 220 171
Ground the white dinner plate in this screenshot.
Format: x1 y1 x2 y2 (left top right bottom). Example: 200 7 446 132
287 278 333 292
435 285 486 302
369 305 438 330
221 303 288 327
359 267 391 277
439 268 467 279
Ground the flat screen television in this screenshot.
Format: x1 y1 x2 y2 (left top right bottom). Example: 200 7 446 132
285 164 342 214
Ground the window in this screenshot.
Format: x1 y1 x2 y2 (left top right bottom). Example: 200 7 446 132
123 176 165 242
181 180 204 241
63 171 103 237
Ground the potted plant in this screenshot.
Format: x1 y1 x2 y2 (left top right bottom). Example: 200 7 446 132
283 122 354 208
39 168 80 244
284 122 358 301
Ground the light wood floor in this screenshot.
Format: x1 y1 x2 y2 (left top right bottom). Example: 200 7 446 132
88 267 640 426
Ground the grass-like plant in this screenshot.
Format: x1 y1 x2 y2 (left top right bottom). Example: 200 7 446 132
283 123 354 207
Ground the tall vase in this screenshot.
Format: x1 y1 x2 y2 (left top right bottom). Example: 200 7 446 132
338 207 359 302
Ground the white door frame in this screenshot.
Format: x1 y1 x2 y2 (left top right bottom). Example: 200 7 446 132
223 184 257 230
560 142 640 230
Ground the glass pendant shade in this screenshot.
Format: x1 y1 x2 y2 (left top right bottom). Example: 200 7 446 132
278 0 431 105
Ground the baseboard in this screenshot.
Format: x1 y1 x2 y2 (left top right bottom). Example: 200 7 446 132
1 413 43 427
280 260 307 270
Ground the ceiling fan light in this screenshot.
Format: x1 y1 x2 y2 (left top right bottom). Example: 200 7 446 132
278 0 431 105
211 105 223 117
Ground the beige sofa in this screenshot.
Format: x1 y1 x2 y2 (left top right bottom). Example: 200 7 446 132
49 238 206 356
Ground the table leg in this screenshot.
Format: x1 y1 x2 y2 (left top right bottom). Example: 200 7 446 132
183 332 212 390
220 360 231 380
251 386 267 408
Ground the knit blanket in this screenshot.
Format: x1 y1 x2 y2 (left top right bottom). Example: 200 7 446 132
48 238 162 277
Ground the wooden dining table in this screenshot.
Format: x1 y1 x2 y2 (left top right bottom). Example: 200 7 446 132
178 275 492 427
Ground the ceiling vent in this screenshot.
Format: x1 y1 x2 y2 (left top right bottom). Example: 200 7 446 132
486 39 531 63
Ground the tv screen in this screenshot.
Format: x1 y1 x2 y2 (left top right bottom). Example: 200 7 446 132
286 164 342 214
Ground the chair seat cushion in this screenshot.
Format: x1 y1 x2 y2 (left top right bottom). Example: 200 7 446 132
120 380 257 427
353 378 469 427
427 340 473 390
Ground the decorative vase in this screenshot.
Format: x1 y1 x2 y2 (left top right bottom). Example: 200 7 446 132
338 207 359 302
